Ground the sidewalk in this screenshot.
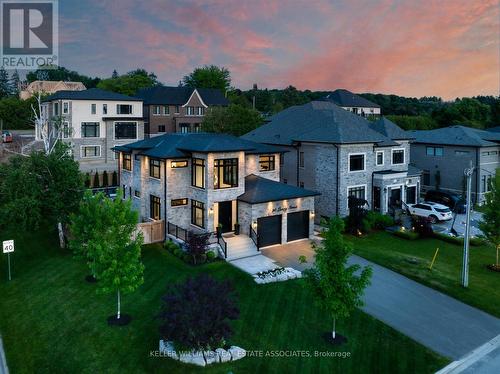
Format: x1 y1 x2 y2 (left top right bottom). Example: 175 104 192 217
0 335 8 374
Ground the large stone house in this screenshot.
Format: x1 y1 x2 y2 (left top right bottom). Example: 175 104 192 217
39 88 144 176
324 89 381 118
242 100 419 220
136 86 229 137
115 133 319 259
408 126 500 204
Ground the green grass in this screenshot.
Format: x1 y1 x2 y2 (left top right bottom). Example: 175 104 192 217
0 229 448 373
349 231 500 318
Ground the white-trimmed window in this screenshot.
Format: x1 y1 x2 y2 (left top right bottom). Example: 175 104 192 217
62 101 69 114
392 149 405 165
62 121 70 138
348 153 365 172
186 106 195 116
197 107 204 116
81 146 101 158
376 151 384 166
117 104 133 114
163 106 170 115
153 106 161 115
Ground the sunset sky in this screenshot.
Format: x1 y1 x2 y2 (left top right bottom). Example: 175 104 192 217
59 0 499 99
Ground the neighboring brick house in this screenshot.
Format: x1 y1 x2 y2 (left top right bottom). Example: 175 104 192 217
136 86 229 137
242 100 419 220
408 126 500 204
324 89 381 118
115 133 319 259
39 88 144 177
20 80 86 100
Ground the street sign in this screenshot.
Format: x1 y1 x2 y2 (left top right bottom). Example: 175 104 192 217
2 240 14 254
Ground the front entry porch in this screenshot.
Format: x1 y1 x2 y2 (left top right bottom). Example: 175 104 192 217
373 169 421 215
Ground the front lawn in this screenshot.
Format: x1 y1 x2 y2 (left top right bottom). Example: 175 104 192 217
0 229 447 373
348 231 500 318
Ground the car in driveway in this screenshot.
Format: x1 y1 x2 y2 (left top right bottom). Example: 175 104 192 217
424 190 466 213
1 130 13 143
407 202 453 223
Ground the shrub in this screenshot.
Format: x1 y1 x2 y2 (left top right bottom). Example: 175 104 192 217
172 246 183 258
433 232 485 247
158 274 239 351
206 251 216 261
164 240 180 253
111 171 118 186
186 233 211 265
411 215 434 237
364 211 395 231
102 171 109 187
93 172 100 188
393 230 420 240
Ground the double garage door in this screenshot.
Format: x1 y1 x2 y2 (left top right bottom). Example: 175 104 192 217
257 211 309 248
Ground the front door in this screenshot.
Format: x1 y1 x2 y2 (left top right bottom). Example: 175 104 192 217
373 187 381 211
218 201 232 233
389 188 402 210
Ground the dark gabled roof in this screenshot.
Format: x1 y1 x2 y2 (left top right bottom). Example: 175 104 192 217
242 100 398 145
408 125 500 147
369 117 413 140
114 133 286 159
324 89 380 108
43 88 141 102
488 126 500 133
238 174 320 204
135 86 229 106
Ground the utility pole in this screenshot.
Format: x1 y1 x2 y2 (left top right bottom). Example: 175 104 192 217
461 161 474 287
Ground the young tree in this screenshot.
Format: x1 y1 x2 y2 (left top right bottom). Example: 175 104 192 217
182 65 231 93
479 170 500 270
303 217 372 343
186 233 210 264
111 69 119 79
158 274 239 350
201 104 262 136
94 190 144 324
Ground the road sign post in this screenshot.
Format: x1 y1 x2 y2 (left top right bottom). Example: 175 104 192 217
2 240 14 281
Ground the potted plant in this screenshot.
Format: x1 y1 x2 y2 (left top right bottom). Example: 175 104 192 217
234 221 240 235
216 223 223 238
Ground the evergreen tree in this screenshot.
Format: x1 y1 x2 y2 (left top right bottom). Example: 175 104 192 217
93 172 100 188
0 67 11 98
111 70 119 79
10 70 20 96
102 171 109 187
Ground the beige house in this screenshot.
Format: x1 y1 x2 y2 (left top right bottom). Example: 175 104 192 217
20 80 86 100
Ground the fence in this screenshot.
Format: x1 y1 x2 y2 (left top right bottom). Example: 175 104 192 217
137 220 165 244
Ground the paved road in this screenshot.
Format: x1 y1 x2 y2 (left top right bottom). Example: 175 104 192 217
262 241 500 360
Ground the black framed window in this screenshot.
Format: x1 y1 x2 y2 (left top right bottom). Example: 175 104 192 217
349 154 365 171
259 155 275 171
171 160 188 168
158 125 166 132
134 190 141 198
81 146 100 158
150 195 161 220
91 103 96 114
163 106 169 115
191 200 205 228
376 151 384 165
348 186 366 200
115 122 137 139
426 147 443 156
103 104 107 114
149 159 161 179
392 149 405 164
299 152 304 168
81 122 99 137
214 158 238 189
171 198 188 207
122 153 132 170
180 124 190 133
192 158 205 188
117 104 132 114
175 105 180 114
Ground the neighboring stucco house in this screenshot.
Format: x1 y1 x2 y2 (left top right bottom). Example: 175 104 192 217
39 88 144 177
136 86 229 137
324 89 381 118
115 133 319 259
20 80 86 100
408 126 500 204
242 100 419 220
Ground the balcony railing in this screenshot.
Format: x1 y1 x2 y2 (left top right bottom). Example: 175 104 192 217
167 221 188 242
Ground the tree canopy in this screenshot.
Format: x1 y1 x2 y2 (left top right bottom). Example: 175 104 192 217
26 66 100 88
201 104 263 136
182 65 231 93
97 69 160 96
479 170 500 268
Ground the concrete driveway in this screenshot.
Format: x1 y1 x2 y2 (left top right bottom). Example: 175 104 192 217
433 211 484 237
262 240 500 360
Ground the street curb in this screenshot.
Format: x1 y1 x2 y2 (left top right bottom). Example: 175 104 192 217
435 334 500 374
0 334 9 374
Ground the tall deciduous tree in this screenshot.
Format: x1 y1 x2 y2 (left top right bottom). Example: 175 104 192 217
97 69 160 96
303 217 372 342
182 65 231 93
201 104 262 136
479 170 500 269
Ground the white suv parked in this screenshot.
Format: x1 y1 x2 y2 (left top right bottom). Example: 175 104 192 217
407 202 453 223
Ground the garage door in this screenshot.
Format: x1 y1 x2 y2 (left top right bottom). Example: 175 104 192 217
287 211 309 242
257 215 282 248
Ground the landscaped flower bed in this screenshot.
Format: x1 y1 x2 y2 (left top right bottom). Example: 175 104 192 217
253 267 302 284
159 340 246 366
